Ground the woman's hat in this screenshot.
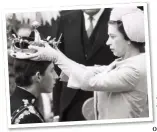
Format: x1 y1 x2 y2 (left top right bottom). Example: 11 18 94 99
110 7 145 43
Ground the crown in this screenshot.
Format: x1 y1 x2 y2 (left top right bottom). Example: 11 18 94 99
10 33 62 57
9 21 62 59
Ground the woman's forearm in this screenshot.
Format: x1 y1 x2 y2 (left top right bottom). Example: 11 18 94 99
55 49 86 77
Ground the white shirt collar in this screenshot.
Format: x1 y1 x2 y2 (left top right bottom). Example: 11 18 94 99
83 9 105 30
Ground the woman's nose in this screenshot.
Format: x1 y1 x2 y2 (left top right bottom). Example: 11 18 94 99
54 72 59 79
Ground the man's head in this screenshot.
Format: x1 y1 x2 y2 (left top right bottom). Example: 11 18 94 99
83 9 100 16
14 59 58 93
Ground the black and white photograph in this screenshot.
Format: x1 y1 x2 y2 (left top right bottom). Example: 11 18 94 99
2 2 153 129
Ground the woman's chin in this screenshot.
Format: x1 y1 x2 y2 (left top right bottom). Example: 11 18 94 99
112 52 120 57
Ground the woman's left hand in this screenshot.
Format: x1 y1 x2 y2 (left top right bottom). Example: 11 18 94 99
28 42 59 62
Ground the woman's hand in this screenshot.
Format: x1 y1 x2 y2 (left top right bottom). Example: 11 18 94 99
44 113 60 122
28 42 59 62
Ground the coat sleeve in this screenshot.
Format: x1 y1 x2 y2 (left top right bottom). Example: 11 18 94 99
66 63 112 89
80 66 140 92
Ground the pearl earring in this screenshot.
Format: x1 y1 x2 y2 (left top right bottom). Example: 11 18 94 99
128 41 131 45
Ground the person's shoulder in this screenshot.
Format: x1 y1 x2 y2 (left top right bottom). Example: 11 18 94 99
11 104 44 124
130 53 146 65
120 53 145 65
60 10 83 19
101 8 112 15
120 53 146 74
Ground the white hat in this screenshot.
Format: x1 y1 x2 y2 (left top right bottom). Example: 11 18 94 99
110 7 145 42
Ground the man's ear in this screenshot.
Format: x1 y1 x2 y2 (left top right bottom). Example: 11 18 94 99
127 40 131 45
32 71 42 83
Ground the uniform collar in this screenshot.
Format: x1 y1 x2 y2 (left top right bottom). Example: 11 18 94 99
14 86 37 105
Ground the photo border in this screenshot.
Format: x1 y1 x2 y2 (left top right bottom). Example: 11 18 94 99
1 2 153 129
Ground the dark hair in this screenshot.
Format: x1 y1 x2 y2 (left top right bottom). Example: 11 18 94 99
108 20 145 53
13 59 51 87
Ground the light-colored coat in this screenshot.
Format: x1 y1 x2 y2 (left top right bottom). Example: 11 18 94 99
65 53 148 119
94 54 148 119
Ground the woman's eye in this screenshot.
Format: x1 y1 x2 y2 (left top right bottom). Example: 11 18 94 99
110 35 116 39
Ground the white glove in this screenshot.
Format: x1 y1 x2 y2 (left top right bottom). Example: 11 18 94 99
28 43 84 77
28 42 58 62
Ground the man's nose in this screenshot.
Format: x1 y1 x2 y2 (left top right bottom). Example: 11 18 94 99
106 37 111 46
